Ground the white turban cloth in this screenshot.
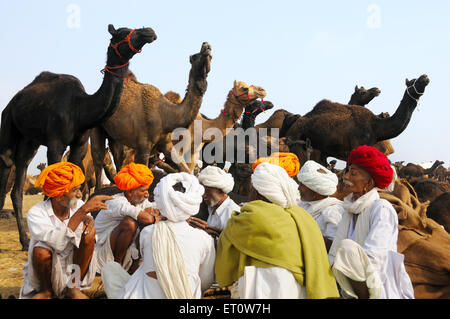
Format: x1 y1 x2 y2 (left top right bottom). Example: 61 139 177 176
197 165 235 194
154 172 204 222
296 160 338 196
251 163 300 208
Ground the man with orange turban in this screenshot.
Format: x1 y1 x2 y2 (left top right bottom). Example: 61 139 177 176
20 162 113 299
94 162 161 276
328 145 414 299
251 152 300 177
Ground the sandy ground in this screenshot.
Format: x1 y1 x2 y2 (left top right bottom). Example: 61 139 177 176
0 193 43 298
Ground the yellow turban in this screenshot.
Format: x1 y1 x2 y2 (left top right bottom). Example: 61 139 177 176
114 162 154 191
252 152 300 177
35 162 85 198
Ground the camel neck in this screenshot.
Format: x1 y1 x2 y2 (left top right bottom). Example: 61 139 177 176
373 91 417 141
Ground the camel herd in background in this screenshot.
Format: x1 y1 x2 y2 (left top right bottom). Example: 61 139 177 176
0 24 449 298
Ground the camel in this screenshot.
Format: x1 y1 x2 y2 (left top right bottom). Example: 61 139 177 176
398 160 444 183
0 24 157 250
91 42 212 189
412 178 447 203
348 85 381 107
169 80 266 173
427 192 450 233
283 75 430 166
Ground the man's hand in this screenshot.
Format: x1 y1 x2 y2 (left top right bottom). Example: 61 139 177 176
187 217 221 238
205 225 221 238
81 195 113 214
82 215 94 236
137 207 162 226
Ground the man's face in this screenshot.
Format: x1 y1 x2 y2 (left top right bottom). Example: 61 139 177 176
60 185 82 209
298 182 317 202
202 186 223 208
128 185 149 206
343 164 374 195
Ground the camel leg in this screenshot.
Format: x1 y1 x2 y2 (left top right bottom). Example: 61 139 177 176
91 128 108 190
109 139 126 171
12 139 40 251
0 164 12 210
47 141 68 165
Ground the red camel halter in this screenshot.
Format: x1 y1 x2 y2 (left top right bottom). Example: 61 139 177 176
101 29 141 82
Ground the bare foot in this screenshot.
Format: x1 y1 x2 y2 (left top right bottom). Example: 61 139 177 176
32 290 53 299
65 287 90 299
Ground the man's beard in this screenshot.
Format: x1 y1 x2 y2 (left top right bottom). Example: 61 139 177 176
342 179 354 187
69 198 78 210
205 197 220 208
131 195 146 206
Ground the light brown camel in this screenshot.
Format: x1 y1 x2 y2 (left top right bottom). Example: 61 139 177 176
91 42 212 189
169 80 266 172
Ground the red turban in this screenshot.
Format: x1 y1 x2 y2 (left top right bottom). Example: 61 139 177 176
347 145 393 189
114 162 154 191
35 162 85 198
252 152 300 177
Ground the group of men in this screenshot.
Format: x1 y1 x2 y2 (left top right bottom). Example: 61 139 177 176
19 144 415 299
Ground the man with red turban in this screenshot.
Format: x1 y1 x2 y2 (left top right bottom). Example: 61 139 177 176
94 162 161 276
328 145 414 299
20 162 113 299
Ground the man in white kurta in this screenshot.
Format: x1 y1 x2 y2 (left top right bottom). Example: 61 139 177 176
296 160 345 250
189 166 240 237
101 172 216 299
94 163 159 274
328 145 414 299
20 162 112 299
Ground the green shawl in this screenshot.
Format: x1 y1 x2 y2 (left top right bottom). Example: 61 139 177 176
215 200 339 299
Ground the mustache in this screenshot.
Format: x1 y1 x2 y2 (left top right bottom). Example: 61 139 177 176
342 179 355 187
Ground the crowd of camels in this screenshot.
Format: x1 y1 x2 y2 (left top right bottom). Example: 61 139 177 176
0 24 448 298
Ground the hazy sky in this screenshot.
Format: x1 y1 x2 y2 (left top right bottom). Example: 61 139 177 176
0 0 449 174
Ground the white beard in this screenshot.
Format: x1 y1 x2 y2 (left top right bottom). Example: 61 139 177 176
69 198 78 210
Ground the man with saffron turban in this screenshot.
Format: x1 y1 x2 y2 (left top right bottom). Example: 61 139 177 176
215 154 339 299
328 145 414 299
94 162 160 275
297 160 345 251
101 172 215 299
20 162 113 299
188 165 240 238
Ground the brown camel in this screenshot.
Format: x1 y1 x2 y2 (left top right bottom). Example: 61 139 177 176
412 177 447 203
427 192 450 233
283 75 430 166
348 85 381 106
170 80 266 173
398 160 444 183
91 42 212 189
0 25 157 250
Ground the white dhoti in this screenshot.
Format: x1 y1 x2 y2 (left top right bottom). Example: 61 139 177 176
95 232 139 273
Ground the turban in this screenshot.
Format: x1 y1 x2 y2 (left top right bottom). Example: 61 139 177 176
347 145 393 189
197 165 234 194
251 163 300 208
114 162 154 191
154 172 204 222
35 162 85 198
297 160 338 196
252 152 300 177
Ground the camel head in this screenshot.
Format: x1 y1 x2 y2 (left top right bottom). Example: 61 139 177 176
189 42 212 95
107 24 157 61
350 85 381 106
244 100 274 117
232 80 266 105
405 74 430 100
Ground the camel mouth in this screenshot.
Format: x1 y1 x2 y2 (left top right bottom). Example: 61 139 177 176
371 88 381 96
139 28 157 43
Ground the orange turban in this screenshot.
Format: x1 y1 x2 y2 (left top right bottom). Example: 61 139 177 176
35 162 85 198
114 162 154 191
252 152 300 177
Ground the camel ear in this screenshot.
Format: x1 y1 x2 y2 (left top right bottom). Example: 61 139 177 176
233 80 238 88
405 78 409 85
355 85 358 92
108 24 117 36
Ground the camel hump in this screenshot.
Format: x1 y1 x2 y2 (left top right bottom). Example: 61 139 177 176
28 72 85 91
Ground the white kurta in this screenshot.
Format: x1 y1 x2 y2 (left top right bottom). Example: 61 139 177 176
206 196 240 231
298 198 344 240
329 196 414 299
102 221 216 299
94 193 156 272
20 199 97 299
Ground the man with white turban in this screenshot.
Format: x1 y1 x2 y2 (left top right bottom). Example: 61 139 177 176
101 172 216 299
188 165 240 238
297 160 345 251
215 161 339 299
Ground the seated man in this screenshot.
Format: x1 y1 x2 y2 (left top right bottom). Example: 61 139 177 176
20 162 113 299
215 159 339 299
94 163 159 274
297 160 345 251
101 172 216 299
328 145 414 299
188 165 240 238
